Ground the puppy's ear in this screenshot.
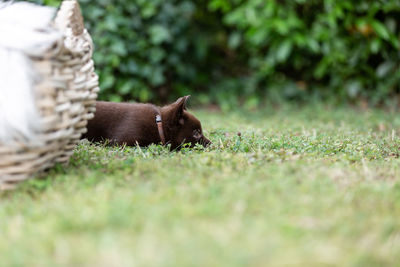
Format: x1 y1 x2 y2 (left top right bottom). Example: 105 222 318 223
174 95 190 110
172 95 190 125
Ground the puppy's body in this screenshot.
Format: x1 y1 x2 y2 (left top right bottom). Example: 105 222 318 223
84 102 161 146
82 96 210 149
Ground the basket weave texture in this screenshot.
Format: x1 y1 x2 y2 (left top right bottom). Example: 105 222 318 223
0 0 99 189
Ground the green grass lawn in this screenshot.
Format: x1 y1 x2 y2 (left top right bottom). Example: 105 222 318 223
1 105 400 266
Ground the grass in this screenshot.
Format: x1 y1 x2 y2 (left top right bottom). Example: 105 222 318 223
1 104 400 266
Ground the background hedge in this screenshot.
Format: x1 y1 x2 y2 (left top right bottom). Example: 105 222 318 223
33 0 400 108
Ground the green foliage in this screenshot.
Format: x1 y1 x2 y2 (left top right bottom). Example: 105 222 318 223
32 0 400 106
33 0 212 103
79 0 207 103
209 0 400 105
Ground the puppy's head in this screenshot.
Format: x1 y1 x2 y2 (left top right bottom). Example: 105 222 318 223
163 95 211 150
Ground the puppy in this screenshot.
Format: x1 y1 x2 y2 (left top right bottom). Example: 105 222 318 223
82 96 211 149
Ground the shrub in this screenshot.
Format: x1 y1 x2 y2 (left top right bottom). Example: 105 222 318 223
209 0 400 106
32 0 400 107
34 0 217 104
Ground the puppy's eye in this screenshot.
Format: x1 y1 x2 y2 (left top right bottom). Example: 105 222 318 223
193 129 202 139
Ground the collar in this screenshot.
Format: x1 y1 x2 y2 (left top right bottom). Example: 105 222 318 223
155 114 166 145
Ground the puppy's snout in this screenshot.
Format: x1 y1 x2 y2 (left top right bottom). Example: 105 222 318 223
201 137 211 147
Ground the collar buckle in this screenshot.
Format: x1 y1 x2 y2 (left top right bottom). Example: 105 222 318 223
155 114 162 123
155 114 166 145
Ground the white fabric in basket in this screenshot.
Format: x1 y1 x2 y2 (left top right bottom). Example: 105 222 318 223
0 1 62 143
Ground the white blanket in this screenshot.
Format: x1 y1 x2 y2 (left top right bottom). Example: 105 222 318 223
0 1 61 143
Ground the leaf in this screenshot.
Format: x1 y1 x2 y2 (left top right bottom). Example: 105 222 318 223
245 7 257 25
307 39 320 53
371 21 390 40
385 18 396 34
369 38 381 54
148 48 166 63
126 61 139 74
228 32 242 49
276 40 293 62
314 59 328 79
110 94 123 102
274 19 290 35
139 88 151 102
119 81 134 95
100 74 115 90
149 25 171 45
110 42 127 56
149 66 165 86
345 80 362 98
208 0 231 12
376 61 395 78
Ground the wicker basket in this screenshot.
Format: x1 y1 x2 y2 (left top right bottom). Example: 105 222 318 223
0 0 99 190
